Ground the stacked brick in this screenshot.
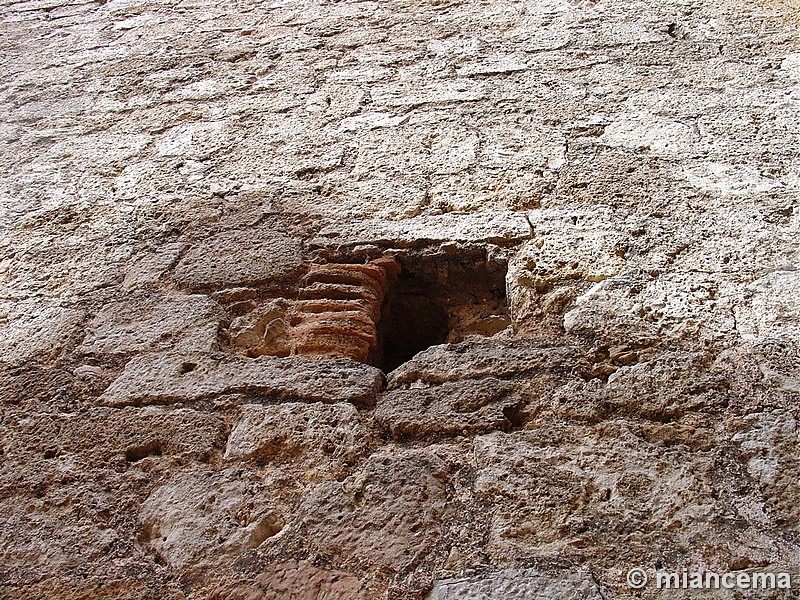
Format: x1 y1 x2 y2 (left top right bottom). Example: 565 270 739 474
290 258 400 362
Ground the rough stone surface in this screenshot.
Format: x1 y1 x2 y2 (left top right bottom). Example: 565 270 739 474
209 561 369 600
0 303 84 364
121 242 188 291
429 568 607 599
376 378 525 440
311 211 532 248
2 0 800 597
297 448 451 575
139 469 285 569
229 298 291 355
79 293 224 356
100 351 384 407
224 402 371 471
174 226 305 292
471 424 800 582
387 340 590 386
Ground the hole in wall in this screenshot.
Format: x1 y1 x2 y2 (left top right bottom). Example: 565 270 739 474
376 248 510 372
379 269 449 372
179 362 197 375
248 512 285 547
217 245 511 372
125 440 163 462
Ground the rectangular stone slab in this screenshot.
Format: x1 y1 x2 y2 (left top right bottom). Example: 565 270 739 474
99 352 384 408
311 210 532 248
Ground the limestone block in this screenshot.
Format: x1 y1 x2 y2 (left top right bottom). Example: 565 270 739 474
139 469 284 569
100 352 384 408
375 378 525 440
224 402 370 467
311 210 531 248
298 448 450 571
121 243 187 291
209 561 368 600
735 271 800 341
387 341 587 387
2 406 225 466
0 303 84 364
550 351 730 423
174 226 304 291
79 294 223 356
471 427 798 571
429 568 606 599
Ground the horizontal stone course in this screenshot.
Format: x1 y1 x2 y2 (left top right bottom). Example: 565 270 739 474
100 351 384 408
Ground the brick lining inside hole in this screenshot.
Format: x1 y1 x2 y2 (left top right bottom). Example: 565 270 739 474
224 250 510 372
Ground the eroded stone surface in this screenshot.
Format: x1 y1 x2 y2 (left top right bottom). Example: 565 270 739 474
2 0 800 596
229 298 291 355
312 211 532 248
174 226 305 292
100 352 384 407
429 568 607 600
473 427 800 574
139 469 285 569
224 402 370 470
121 242 188 291
209 561 369 600
387 341 589 387
298 448 451 573
0 304 84 364
79 294 223 356
376 378 524 440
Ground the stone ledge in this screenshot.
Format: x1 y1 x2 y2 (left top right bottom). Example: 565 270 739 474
311 210 532 249
99 351 384 408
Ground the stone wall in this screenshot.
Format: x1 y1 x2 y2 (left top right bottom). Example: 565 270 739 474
1 0 799 597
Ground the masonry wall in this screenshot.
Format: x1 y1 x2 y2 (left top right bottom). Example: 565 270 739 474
1 0 800 598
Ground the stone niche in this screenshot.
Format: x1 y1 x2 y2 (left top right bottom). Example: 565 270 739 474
220 245 511 372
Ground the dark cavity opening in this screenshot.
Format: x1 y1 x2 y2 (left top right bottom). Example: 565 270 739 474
178 362 197 375
376 247 510 372
125 440 162 463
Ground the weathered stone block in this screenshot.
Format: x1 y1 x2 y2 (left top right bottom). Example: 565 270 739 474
0 303 84 364
429 568 607 599
375 378 524 440
100 351 384 408
139 469 284 569
174 226 304 291
79 294 223 356
209 561 368 600
224 402 370 468
311 210 531 249
298 448 450 571
387 340 588 387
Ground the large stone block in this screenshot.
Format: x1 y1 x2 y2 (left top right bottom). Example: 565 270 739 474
139 469 284 569
375 378 524 440
174 226 304 291
298 448 450 572
79 294 223 356
0 303 84 364
209 561 368 600
224 402 370 469
387 340 588 387
429 568 607 599
100 352 384 408
311 210 531 249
